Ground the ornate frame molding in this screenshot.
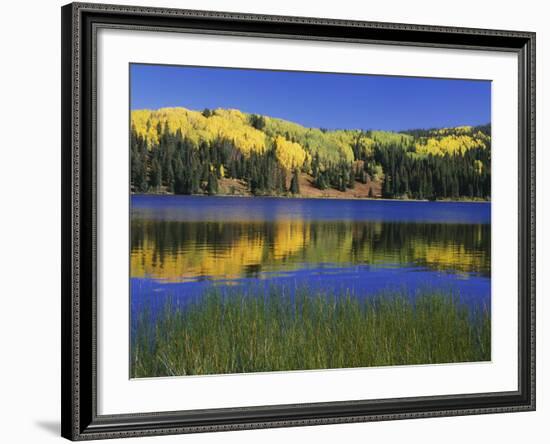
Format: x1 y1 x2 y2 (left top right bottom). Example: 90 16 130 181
61 3 535 440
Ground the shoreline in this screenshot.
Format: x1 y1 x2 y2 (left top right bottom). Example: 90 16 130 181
130 192 490 204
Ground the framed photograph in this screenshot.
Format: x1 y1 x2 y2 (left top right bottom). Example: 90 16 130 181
61 2 535 440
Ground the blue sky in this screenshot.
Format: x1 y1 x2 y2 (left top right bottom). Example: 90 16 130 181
130 64 491 131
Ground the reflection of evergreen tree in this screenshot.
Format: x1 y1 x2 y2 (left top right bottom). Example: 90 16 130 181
131 219 491 278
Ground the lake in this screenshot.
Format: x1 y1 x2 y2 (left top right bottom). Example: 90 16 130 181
130 195 491 321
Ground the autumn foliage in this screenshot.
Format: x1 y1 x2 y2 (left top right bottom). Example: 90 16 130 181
131 107 491 200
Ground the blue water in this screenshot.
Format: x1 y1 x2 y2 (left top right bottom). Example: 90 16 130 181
131 195 491 224
130 196 491 323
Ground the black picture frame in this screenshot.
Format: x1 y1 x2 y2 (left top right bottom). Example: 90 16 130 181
61 2 536 440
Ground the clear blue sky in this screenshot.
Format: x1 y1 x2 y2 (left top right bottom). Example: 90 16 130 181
130 64 491 131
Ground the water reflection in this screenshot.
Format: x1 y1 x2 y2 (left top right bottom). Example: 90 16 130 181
131 211 490 284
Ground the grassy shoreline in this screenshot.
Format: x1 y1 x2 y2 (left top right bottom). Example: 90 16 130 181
131 287 490 378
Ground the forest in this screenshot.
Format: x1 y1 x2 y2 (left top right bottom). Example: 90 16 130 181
130 107 491 200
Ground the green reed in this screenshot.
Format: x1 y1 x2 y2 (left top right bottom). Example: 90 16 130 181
131 286 490 378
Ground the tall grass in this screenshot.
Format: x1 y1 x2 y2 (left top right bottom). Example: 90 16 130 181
131 286 490 378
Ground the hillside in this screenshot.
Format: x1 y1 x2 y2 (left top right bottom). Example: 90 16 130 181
130 107 491 200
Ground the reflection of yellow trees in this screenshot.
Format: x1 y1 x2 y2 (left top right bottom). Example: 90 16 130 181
131 220 489 282
131 229 266 282
132 221 314 282
411 243 486 275
272 221 310 260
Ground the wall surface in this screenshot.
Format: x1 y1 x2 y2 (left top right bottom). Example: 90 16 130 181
0 0 546 443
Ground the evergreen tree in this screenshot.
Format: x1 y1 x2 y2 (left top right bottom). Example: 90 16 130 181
250 114 266 130
290 169 300 194
150 158 162 192
207 170 218 195
130 112 491 201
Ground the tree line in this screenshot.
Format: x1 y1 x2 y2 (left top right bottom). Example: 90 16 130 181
131 122 298 196
131 121 491 200
372 144 490 199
